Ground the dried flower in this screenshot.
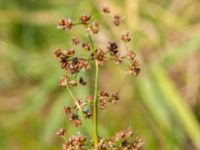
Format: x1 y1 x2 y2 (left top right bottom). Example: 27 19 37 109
82 42 90 51
86 96 93 104
113 53 122 64
56 128 65 137
126 51 136 60
113 15 121 26
63 48 75 57
88 22 99 34
68 80 77 86
99 91 109 97
58 18 73 30
102 6 111 13
79 77 87 86
99 97 108 109
121 32 131 42
73 99 85 111
54 48 62 57
72 38 80 45
107 41 118 56
109 92 120 103
92 48 106 65
64 106 81 127
59 76 68 87
62 135 87 150
83 109 92 118
79 14 91 24
133 137 145 149
127 65 141 76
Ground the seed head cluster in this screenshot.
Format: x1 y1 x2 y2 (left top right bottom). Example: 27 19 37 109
54 5 143 150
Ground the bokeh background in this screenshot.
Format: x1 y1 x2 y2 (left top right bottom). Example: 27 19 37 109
1 0 200 149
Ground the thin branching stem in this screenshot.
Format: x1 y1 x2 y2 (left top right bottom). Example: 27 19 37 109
88 34 95 52
65 84 93 137
66 84 82 110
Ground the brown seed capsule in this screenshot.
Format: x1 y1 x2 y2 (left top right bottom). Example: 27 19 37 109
93 48 106 65
99 97 108 109
113 15 121 26
121 33 131 42
83 109 92 118
64 106 71 115
126 51 136 60
63 48 75 57
132 59 140 67
64 106 82 127
113 54 122 64
110 92 120 103
88 22 99 34
71 114 82 127
79 14 91 24
68 80 77 86
102 6 111 13
86 96 93 104
107 42 118 56
56 128 65 137
133 137 145 149
82 42 90 51
79 77 87 86
58 18 73 30
99 91 109 97
59 76 68 87
54 48 62 57
127 65 140 76
62 135 87 150
72 38 80 45
74 99 85 111
133 67 141 76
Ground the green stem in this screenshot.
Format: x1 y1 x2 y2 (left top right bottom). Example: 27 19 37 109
91 12 101 21
88 34 95 52
87 33 99 149
93 60 99 149
66 84 82 110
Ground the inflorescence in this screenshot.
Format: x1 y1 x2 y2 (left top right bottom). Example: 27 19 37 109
54 5 143 150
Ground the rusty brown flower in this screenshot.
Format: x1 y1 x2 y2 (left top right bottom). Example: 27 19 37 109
58 18 73 30
88 22 99 34
54 48 62 57
113 15 121 26
79 14 91 24
64 106 81 127
92 48 106 65
59 76 68 87
56 128 66 137
62 135 87 150
121 32 131 42
102 6 111 13
82 42 91 51
107 41 119 56
72 38 80 45
79 77 87 86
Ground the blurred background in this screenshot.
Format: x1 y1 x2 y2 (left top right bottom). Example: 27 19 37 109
0 0 200 149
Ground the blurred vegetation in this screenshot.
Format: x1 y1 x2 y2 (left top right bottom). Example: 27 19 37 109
0 0 200 149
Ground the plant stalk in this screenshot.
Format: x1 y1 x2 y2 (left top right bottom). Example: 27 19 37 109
88 33 99 149
93 60 99 149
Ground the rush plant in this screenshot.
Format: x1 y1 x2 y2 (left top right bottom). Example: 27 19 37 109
54 6 144 150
